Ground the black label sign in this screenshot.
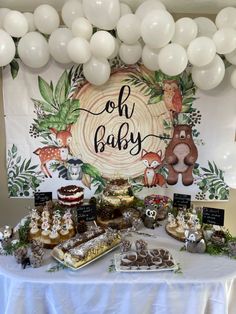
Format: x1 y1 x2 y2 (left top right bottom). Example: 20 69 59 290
202 207 225 226
34 192 52 206
173 193 191 209
77 204 97 222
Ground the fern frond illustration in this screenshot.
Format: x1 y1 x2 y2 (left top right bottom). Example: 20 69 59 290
194 161 229 200
7 144 44 197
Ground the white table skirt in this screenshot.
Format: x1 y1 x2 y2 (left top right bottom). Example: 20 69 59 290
1 226 236 314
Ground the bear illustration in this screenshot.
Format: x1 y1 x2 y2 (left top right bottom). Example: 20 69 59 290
164 124 198 186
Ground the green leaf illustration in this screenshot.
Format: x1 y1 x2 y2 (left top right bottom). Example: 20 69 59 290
12 144 17 154
55 70 70 105
10 59 19 79
7 145 43 197
82 163 106 188
195 160 229 200
148 95 163 104
38 76 54 105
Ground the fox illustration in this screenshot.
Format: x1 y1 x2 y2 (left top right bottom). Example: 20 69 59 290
141 149 166 188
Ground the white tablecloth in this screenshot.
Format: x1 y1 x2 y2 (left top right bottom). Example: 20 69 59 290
1 226 236 314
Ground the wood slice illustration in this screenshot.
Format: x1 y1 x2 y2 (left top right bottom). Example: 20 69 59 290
70 68 171 179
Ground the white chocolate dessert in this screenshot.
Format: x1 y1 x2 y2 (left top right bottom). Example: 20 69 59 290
53 227 105 260
53 230 120 268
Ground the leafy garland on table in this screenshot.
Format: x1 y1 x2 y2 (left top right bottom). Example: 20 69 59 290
2 218 31 255
180 226 236 259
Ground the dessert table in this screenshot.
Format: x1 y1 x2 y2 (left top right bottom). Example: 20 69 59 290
0 226 236 314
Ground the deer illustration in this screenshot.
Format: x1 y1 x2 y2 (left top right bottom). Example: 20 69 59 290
34 126 72 178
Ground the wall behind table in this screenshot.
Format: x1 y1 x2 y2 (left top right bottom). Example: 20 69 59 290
0 69 236 233
0 71 33 226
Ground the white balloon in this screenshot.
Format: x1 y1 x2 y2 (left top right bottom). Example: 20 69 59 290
158 43 188 76
83 56 111 85
109 37 120 59
224 171 236 189
67 37 91 64
215 7 236 29
213 27 236 54
141 10 175 49
34 5 60 35
3 10 28 38
121 0 143 11
23 13 36 32
62 0 84 28
82 0 120 30
142 45 160 71
71 17 92 40
49 28 73 64
191 55 225 90
18 32 50 68
225 48 236 65
172 18 198 47
117 14 140 45
119 42 142 64
194 17 217 38
214 145 236 172
135 0 166 21
90 31 115 58
0 29 15 66
187 37 216 67
120 3 132 16
0 8 10 29
230 68 236 88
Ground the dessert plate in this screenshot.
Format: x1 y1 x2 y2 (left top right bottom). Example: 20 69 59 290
114 252 178 272
51 244 120 270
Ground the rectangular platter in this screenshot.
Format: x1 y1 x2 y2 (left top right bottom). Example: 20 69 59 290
114 252 178 273
51 244 120 271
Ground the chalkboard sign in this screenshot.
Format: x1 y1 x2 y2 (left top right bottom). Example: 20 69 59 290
173 193 191 209
76 204 97 222
202 207 225 226
34 192 52 206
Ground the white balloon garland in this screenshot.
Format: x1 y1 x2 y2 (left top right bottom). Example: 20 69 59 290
0 1 236 90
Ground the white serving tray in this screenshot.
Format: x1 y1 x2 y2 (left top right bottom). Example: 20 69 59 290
51 244 120 271
114 253 178 272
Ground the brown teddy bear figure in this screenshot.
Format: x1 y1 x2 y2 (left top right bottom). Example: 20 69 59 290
164 124 198 186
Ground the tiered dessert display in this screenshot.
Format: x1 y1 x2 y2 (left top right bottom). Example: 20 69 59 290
165 209 202 242
29 204 76 248
52 227 121 269
96 178 141 230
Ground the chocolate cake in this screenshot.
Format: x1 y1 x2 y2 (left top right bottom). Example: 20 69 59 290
57 185 84 207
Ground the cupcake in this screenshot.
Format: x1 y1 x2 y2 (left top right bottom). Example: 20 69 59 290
60 225 70 241
41 229 51 244
29 220 40 239
49 228 60 245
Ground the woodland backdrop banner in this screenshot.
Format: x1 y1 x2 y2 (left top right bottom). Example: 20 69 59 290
3 59 236 201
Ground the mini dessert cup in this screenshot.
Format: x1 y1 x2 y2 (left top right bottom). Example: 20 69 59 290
60 228 70 241
49 231 60 245
41 230 51 244
29 227 41 240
